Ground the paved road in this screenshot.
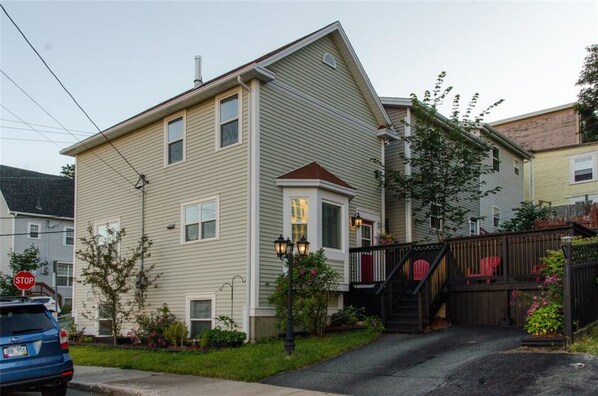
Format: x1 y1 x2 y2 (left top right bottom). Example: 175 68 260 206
263 326 597 395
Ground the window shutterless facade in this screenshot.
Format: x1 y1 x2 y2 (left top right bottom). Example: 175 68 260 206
492 147 500 172
322 202 341 249
164 111 186 166
64 227 74 246
569 152 597 183
56 262 73 287
28 223 41 239
186 294 215 339
182 196 219 243
216 90 241 149
513 158 520 176
430 204 441 230
492 207 501 228
290 197 308 243
98 303 113 336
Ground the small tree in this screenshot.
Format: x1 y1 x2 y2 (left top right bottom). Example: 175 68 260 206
500 201 556 232
76 224 160 345
0 246 41 295
376 72 502 240
60 164 75 178
269 249 340 337
574 44 598 143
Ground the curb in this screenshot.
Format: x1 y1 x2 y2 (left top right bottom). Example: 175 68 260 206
69 380 158 396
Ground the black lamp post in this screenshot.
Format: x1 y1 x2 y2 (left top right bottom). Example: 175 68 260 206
274 234 309 355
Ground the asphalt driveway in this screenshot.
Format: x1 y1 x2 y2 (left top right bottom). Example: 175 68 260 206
263 326 597 395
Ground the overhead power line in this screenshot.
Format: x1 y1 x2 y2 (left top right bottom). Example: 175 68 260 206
0 4 142 179
0 230 71 237
1 125 91 137
1 119 94 135
1 137 75 144
0 104 61 148
0 69 135 187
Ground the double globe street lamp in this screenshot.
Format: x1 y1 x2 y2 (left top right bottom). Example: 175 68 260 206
273 234 309 355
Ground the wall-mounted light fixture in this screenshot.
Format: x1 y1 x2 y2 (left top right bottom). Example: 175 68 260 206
166 224 176 230
351 213 363 228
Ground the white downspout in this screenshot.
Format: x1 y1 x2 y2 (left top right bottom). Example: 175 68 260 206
404 108 413 242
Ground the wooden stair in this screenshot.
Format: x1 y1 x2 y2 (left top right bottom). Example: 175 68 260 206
384 282 423 333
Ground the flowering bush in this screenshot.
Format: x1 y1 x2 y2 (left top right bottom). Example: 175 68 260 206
379 232 396 245
132 304 179 348
269 249 340 337
363 315 385 332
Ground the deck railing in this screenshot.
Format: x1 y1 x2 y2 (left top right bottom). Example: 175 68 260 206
349 243 411 283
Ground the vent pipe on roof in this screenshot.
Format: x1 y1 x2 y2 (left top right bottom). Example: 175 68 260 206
194 55 203 88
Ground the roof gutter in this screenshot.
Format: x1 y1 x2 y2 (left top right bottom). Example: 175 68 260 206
9 211 74 221
60 65 276 157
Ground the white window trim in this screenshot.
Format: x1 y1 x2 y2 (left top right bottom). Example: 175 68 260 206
321 199 344 253
185 292 216 338
568 152 597 184
492 146 500 172
97 302 113 337
492 206 501 229
163 110 187 168
28 222 41 239
429 203 442 230
94 219 121 252
513 158 520 176
215 88 242 151
469 219 480 236
64 226 75 246
56 262 73 287
180 195 220 244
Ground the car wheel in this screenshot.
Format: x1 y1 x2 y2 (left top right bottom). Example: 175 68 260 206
41 383 68 396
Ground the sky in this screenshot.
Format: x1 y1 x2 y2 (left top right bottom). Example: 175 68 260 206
1 1 597 177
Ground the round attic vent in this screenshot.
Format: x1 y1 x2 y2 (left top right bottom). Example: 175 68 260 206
322 52 336 69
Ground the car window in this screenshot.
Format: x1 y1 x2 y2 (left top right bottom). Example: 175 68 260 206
0 305 55 336
33 297 50 303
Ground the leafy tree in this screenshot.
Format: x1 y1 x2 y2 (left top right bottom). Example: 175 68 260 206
575 44 598 143
269 249 340 337
0 246 41 295
375 72 502 241
500 201 556 232
60 164 75 178
76 224 160 345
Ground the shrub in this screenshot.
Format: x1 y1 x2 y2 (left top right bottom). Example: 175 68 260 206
134 304 179 348
525 303 564 335
268 249 340 337
164 321 189 347
201 328 246 348
331 305 365 327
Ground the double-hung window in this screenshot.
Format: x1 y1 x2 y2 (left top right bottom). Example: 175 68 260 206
64 227 74 246
513 158 520 176
217 92 240 149
183 197 218 242
96 221 120 257
186 295 215 339
165 112 185 166
56 262 73 287
492 147 500 172
28 223 41 239
322 202 341 250
430 204 442 230
290 198 308 243
98 303 113 336
492 207 501 228
570 153 596 183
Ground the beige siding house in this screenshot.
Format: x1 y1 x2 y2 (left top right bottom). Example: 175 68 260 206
380 98 531 242
61 22 396 340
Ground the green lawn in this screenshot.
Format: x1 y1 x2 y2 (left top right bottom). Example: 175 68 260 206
70 330 378 382
570 326 598 355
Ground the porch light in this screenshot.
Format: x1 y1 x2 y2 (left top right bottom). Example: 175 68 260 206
351 213 363 228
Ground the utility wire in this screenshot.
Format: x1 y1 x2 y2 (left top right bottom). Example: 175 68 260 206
2 125 92 137
0 230 71 237
1 137 75 144
0 104 61 148
0 4 142 179
0 118 93 134
0 69 135 187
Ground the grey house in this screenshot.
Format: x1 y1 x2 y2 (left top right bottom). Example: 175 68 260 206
0 165 75 309
380 98 532 242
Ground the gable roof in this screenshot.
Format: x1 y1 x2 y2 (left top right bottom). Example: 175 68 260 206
61 22 395 157
380 97 532 159
0 165 74 219
276 162 355 198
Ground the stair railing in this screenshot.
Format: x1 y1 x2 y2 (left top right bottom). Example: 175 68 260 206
374 249 412 322
411 243 450 331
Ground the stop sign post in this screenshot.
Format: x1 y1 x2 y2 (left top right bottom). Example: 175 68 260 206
13 271 36 296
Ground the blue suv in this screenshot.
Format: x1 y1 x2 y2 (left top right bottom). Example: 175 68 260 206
0 296 73 396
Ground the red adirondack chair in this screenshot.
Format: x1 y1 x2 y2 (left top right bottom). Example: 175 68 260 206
466 256 500 284
413 259 430 281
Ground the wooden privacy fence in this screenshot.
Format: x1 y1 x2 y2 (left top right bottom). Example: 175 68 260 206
563 241 598 342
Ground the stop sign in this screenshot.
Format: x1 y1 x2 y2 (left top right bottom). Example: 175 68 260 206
13 271 36 291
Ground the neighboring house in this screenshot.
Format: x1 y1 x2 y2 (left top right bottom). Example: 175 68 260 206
381 98 531 242
492 103 598 206
0 165 75 310
61 22 396 340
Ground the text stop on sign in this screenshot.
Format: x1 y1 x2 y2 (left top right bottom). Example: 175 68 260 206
13 271 36 291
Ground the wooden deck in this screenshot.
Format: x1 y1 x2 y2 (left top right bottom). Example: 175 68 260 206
347 223 597 331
